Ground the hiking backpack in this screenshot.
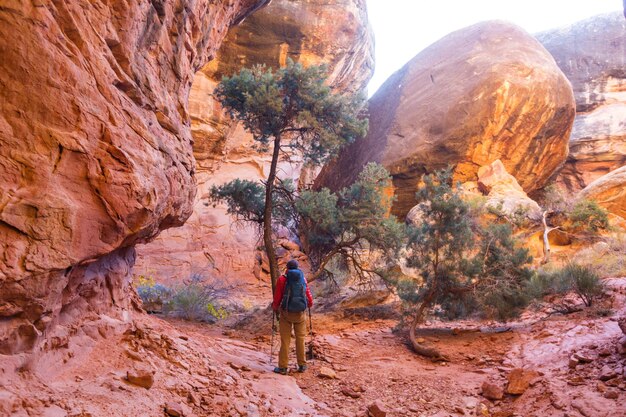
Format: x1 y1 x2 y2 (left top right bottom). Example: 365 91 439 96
280 269 308 313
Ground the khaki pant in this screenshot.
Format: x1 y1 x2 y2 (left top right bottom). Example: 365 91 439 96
278 310 307 368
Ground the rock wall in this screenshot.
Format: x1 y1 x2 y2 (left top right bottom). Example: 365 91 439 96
0 0 268 354
316 21 575 218
537 12 626 193
134 0 374 286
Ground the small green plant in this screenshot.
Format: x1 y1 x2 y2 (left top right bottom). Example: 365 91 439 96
134 275 172 312
569 199 609 233
527 263 603 309
561 263 603 307
141 274 233 322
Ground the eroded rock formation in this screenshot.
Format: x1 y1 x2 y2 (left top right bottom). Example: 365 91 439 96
477 160 542 221
134 0 374 285
580 165 626 218
0 0 268 354
316 21 575 218
537 12 626 193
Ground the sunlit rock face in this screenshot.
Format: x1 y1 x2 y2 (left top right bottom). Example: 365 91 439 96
477 160 542 221
581 165 626 219
0 0 268 354
316 21 575 219
537 12 626 194
134 0 374 285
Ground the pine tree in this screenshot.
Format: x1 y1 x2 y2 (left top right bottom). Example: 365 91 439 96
213 60 367 294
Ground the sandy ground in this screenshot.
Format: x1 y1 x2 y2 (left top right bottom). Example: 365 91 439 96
1 279 625 417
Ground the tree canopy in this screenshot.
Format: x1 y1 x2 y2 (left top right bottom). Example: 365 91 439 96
213 60 368 292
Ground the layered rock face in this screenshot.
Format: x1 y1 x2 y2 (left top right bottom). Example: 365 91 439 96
581 165 626 218
316 21 575 218
0 0 268 354
134 0 374 285
537 13 626 193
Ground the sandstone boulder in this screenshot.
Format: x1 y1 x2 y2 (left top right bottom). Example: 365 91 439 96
537 12 626 193
316 21 575 218
505 368 539 395
135 0 374 285
0 0 268 354
481 381 504 401
477 160 542 221
580 165 626 219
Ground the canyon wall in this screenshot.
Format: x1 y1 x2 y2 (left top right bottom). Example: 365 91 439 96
316 21 576 218
0 0 268 354
134 0 374 286
537 12 626 194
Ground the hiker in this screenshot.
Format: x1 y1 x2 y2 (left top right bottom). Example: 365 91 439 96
272 259 313 375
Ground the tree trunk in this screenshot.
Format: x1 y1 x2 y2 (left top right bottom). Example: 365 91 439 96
265 135 282 295
541 210 559 265
408 302 447 361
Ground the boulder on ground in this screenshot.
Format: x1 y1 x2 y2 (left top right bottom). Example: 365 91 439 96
477 160 542 221
580 165 626 219
367 400 388 417
126 368 155 389
481 381 504 400
316 20 575 218
505 368 539 395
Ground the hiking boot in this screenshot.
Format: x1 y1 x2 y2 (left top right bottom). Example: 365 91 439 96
273 367 288 375
297 365 308 373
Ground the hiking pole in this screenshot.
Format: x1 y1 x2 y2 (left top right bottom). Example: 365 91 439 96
269 310 276 365
307 306 314 361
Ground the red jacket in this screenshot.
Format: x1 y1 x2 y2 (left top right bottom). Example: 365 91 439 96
272 272 313 311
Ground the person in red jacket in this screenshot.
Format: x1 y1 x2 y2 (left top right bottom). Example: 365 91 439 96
272 259 313 374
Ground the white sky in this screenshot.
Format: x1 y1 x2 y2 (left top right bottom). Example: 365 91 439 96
366 0 623 95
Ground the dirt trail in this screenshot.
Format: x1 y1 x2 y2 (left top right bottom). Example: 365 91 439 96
1 279 624 417
229 278 626 417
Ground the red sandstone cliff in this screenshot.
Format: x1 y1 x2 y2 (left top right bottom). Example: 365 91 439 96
0 0 268 354
133 0 374 286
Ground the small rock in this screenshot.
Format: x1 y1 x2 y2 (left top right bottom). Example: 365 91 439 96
599 365 618 381
318 367 337 379
341 387 361 399
126 369 154 389
481 381 504 400
568 356 579 368
604 390 619 399
573 352 593 363
505 368 539 395
475 402 490 417
367 400 388 417
164 402 184 417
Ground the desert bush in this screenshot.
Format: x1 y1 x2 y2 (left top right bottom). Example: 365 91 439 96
135 275 172 312
569 199 609 233
165 275 231 322
527 263 603 309
561 263 603 307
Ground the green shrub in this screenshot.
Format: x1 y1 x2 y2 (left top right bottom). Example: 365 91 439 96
569 199 609 232
134 275 172 312
165 276 231 322
562 263 603 307
528 264 603 308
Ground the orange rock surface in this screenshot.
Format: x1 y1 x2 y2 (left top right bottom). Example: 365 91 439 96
0 0 268 354
134 0 374 286
316 21 575 218
538 12 626 193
